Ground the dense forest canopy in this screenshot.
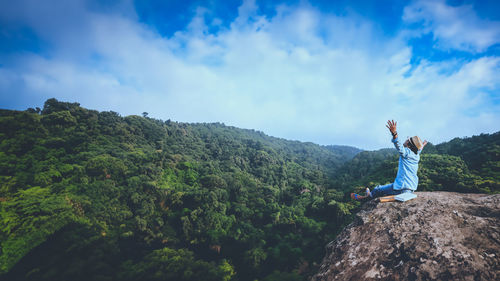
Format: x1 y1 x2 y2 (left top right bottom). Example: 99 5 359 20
1 99 498 281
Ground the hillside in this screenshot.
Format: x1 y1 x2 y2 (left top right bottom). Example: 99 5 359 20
324 145 363 162
1 99 498 281
424 132 500 181
0 99 359 281
312 192 500 281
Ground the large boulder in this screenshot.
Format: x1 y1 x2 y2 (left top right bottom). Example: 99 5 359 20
312 192 500 281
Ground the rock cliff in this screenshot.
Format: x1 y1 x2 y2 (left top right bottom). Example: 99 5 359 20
312 192 500 281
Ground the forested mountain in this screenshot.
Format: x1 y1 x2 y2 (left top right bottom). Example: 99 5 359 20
424 133 500 181
323 145 363 162
0 99 359 281
332 148 397 189
0 99 498 281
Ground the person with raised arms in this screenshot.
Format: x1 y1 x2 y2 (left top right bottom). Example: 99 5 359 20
351 120 428 201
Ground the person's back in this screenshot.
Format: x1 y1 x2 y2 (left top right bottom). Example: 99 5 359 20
351 120 427 201
392 134 421 192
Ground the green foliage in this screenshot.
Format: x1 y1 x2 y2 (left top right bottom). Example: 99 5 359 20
0 100 359 281
119 247 235 281
262 270 304 281
0 99 497 281
425 133 500 182
0 187 88 273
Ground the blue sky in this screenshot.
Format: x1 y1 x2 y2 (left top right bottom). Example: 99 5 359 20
0 0 499 149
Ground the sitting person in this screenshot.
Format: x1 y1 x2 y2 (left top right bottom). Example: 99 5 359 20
351 120 428 200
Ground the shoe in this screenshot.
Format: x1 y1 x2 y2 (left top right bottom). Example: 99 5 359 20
351 193 367 201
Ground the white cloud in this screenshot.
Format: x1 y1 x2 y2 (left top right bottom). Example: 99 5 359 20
0 0 499 150
403 0 500 52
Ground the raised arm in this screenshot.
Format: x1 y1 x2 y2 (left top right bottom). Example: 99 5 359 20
386 120 408 157
386 120 397 139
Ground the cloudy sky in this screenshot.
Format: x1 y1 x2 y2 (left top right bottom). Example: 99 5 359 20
1 0 499 149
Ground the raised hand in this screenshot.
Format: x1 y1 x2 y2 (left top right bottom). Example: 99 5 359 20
386 120 397 136
423 140 428 148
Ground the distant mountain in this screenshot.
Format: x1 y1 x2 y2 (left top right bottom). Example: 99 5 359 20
334 148 396 179
323 145 363 162
424 132 500 181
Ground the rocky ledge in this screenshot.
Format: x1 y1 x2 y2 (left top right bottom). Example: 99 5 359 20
312 192 500 281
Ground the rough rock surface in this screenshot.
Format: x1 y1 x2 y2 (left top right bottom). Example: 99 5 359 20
312 192 500 281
